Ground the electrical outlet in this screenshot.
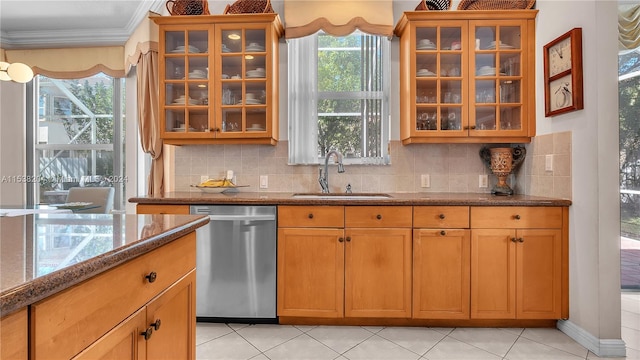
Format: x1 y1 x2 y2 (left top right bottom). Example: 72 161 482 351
200 175 209 183
259 175 268 189
479 174 488 188
545 154 554 171
421 174 430 188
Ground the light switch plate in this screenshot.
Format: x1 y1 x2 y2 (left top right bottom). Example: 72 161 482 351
479 175 488 188
545 155 554 172
259 175 268 189
421 174 430 188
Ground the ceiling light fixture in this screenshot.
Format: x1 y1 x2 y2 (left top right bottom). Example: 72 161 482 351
0 61 34 83
228 33 241 40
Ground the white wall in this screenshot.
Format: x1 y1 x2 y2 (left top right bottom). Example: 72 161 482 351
534 0 622 354
125 71 140 214
0 81 26 206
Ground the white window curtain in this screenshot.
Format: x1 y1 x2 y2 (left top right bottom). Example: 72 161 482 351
288 31 390 165
288 35 319 164
619 4 640 52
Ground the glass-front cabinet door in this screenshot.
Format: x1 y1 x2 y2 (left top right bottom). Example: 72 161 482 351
154 14 283 145
216 24 270 137
394 11 536 144
161 26 212 138
469 20 528 138
412 21 468 137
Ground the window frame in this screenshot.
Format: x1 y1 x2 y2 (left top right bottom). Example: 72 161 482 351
26 74 125 211
287 30 391 165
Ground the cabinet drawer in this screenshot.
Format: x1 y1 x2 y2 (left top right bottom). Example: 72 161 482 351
413 206 470 228
471 207 563 229
137 204 190 214
345 206 412 228
31 233 196 360
278 206 344 227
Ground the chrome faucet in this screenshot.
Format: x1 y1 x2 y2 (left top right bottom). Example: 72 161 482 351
318 150 345 193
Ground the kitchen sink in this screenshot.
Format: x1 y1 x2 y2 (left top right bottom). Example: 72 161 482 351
291 193 392 200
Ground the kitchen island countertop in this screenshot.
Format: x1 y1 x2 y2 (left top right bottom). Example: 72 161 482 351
0 213 208 316
129 191 572 207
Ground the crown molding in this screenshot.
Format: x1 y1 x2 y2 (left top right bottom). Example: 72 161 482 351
0 0 165 49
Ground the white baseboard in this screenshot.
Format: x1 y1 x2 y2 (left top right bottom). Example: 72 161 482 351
557 319 627 357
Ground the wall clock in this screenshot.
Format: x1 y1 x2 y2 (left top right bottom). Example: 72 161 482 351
543 28 583 117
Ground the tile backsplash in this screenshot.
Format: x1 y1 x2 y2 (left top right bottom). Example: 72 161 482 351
170 131 571 200
518 131 572 200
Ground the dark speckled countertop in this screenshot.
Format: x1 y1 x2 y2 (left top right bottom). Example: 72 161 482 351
129 191 572 207
0 213 208 316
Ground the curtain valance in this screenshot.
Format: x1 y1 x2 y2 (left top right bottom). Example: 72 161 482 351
619 4 640 51
0 11 160 79
124 12 160 74
2 46 125 79
284 0 394 39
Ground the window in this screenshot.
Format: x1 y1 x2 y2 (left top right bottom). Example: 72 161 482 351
288 30 391 165
28 74 125 210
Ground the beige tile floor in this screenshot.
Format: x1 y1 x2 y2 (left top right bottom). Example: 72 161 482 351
196 293 640 360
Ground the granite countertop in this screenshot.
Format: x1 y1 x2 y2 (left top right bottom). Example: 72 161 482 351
129 191 572 207
0 213 208 316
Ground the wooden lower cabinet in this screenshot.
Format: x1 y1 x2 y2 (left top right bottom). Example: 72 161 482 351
31 233 197 360
277 227 345 318
278 204 568 324
146 270 196 359
345 228 412 318
470 229 516 319
72 270 195 360
470 207 564 320
1 308 28 360
72 308 147 360
277 206 412 319
413 206 471 320
136 204 190 215
413 228 470 319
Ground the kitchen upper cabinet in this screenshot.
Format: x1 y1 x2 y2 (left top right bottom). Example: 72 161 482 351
394 10 537 144
153 14 283 145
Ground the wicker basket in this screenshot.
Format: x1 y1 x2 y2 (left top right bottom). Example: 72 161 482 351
224 0 273 14
415 0 451 11
166 0 210 15
457 0 535 10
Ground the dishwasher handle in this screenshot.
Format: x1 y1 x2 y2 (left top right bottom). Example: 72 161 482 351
204 214 276 221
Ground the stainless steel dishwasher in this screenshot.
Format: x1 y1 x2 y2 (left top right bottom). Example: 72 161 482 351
191 205 277 323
